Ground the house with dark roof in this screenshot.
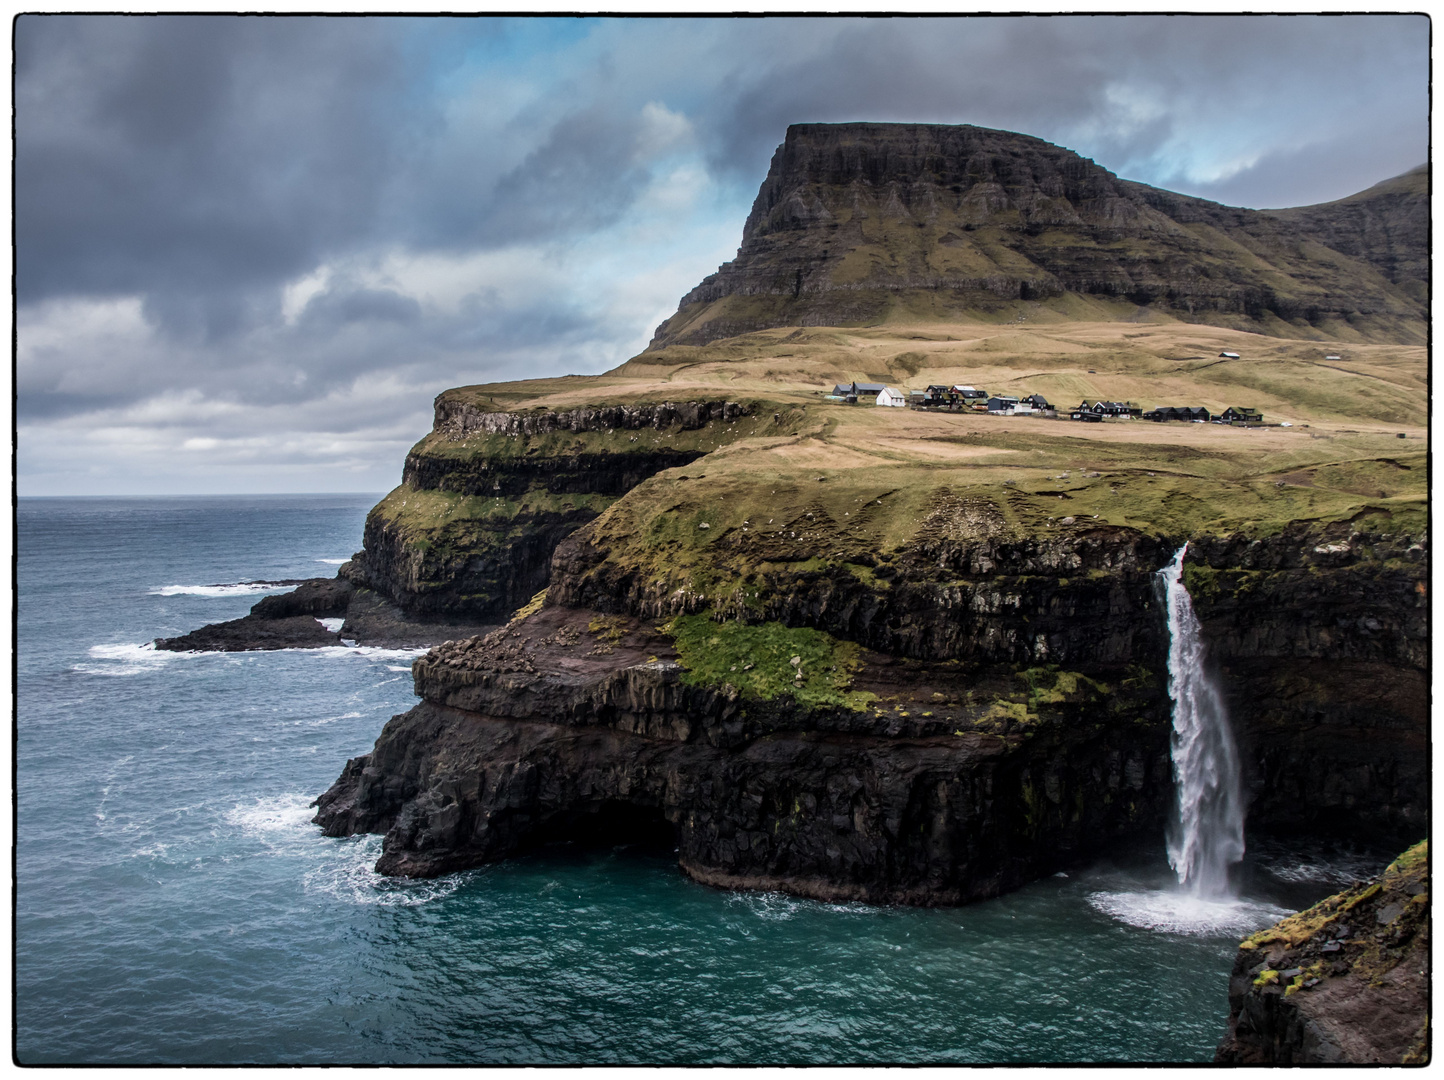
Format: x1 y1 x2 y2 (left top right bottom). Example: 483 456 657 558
1219 407 1263 424
1143 406 1212 422
1076 400 1140 418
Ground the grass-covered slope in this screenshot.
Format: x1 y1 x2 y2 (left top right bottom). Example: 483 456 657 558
647 124 1425 349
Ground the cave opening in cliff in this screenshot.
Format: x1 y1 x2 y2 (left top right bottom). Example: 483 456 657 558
524 800 678 856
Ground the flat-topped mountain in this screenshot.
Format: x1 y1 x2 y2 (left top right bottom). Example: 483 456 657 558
648 123 1425 349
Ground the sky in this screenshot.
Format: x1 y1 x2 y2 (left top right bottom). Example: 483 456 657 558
15 14 1431 496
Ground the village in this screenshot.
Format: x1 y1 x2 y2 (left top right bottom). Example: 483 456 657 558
824 350 1272 427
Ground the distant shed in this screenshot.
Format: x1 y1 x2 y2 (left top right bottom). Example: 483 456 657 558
1219 351 1240 359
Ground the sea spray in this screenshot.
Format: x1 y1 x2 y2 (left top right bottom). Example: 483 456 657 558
1156 544 1245 897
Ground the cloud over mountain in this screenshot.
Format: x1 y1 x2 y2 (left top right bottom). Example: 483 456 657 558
15 15 1428 493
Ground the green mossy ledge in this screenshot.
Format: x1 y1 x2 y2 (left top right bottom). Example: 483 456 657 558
342 398 815 618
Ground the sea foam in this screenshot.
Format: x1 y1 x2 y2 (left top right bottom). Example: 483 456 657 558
225 793 469 907
76 641 182 677
151 583 293 598
1086 889 1291 937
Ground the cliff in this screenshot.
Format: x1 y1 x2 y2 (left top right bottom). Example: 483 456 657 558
341 398 762 620
314 508 1426 898
308 121 1426 915
1215 840 1429 1064
645 123 1424 349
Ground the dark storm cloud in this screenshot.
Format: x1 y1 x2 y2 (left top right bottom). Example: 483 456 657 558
16 14 1429 493
692 15 1428 206
16 16 420 335
299 285 424 330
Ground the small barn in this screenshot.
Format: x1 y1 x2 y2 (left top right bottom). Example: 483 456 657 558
877 387 907 408
1219 351 1240 359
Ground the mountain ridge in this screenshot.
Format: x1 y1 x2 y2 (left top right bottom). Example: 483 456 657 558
647 123 1425 349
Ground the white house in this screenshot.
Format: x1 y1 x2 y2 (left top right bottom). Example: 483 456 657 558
1219 351 1240 359
877 387 907 408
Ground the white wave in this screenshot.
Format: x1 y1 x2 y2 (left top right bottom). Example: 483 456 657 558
225 793 468 906
301 645 429 661
151 582 294 597
1255 852 1386 887
76 641 181 676
316 558 350 565
225 792 318 837
294 710 364 728
1087 889 1293 937
386 665 414 673
302 838 471 907
728 890 805 922
315 617 345 632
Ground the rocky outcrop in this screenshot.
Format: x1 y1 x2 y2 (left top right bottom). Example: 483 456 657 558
646 123 1424 348
155 577 499 651
155 578 351 651
315 515 1426 900
1215 840 1429 1064
314 605 1173 899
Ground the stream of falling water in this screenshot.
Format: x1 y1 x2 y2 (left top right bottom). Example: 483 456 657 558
1156 544 1246 897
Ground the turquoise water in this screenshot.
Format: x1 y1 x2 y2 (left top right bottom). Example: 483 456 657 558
16 496 1385 1064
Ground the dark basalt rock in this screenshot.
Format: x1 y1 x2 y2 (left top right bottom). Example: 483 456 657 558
314 607 1173 901
1215 841 1429 1064
154 577 499 652
315 522 1428 900
155 612 341 652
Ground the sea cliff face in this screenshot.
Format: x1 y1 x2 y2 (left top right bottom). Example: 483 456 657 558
315 601 1175 902
314 509 1426 899
341 399 755 619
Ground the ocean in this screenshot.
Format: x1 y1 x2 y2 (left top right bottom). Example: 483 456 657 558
15 494 1388 1064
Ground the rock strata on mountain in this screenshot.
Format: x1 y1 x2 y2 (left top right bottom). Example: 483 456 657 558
645 124 1424 349
1264 165 1429 303
1215 841 1429 1064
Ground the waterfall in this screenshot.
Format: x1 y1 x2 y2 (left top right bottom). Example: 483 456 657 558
1156 545 1245 898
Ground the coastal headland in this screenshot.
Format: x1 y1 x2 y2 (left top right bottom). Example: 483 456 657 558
154 122 1428 1061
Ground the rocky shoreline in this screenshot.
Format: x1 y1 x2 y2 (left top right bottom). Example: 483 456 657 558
154 575 499 652
1215 841 1429 1064
312 603 1173 900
